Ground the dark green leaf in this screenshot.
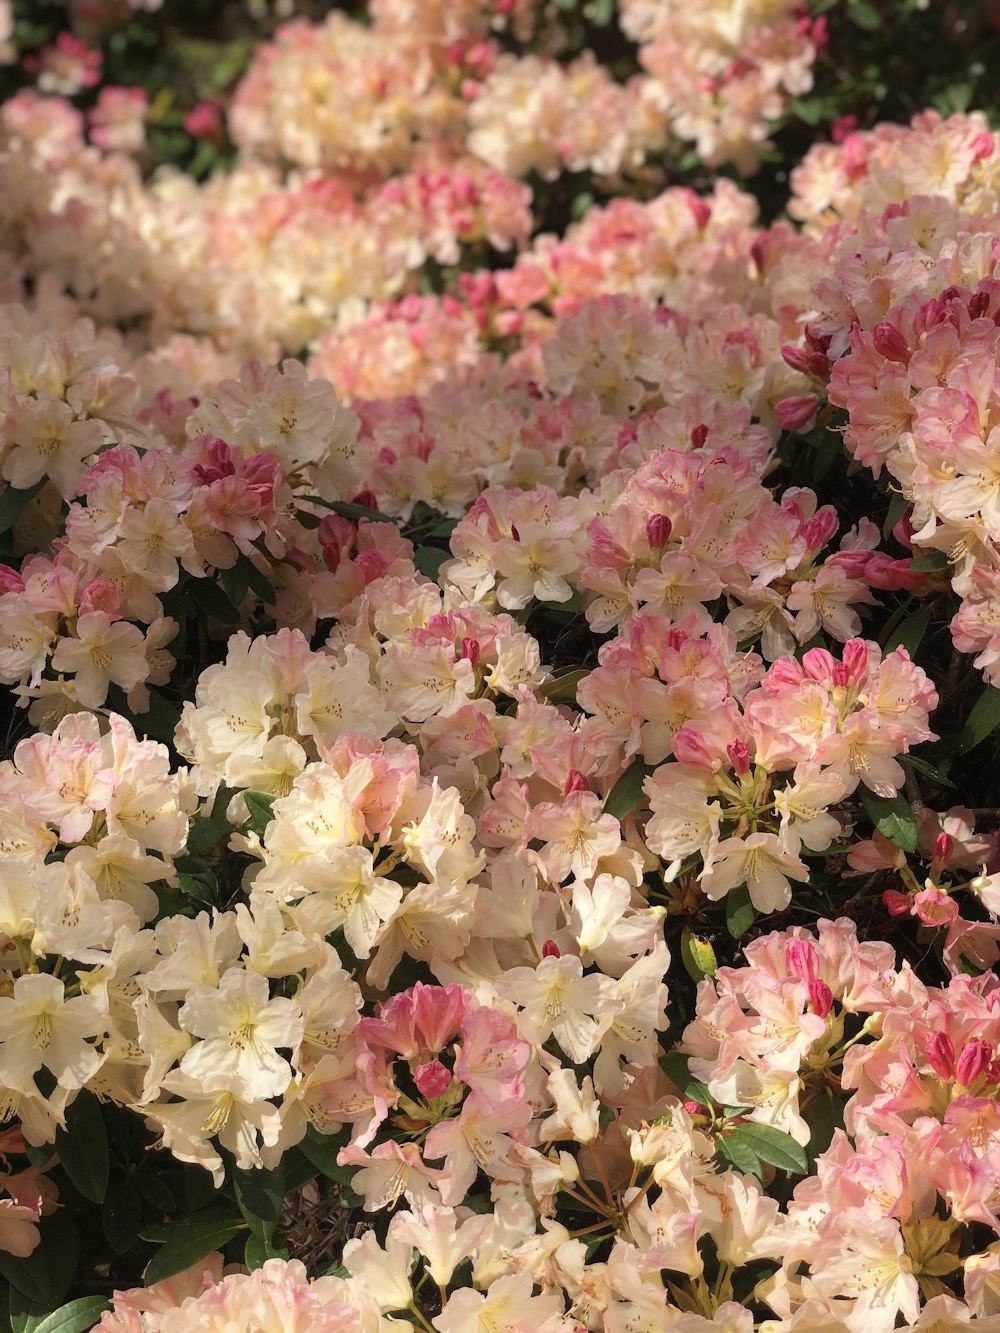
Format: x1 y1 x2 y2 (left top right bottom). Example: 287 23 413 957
882 602 933 658
850 0 882 29
604 759 653 821
244 1225 288 1270
102 1179 144 1254
300 498 395 524
860 789 918 853
245 562 277 605
539 667 589 702
55 1092 109 1203
958 686 1000 755
0 1212 78 1306
728 1122 808 1175
134 1169 175 1212
0 480 46 535
882 491 909 540
132 687 181 748
189 578 242 626
903 754 957 791
805 1091 843 1165
658 1052 712 1107
909 551 948 572
725 885 757 939
187 785 239 853
16 1297 111 1333
141 1211 245 1286
177 871 218 907
219 559 250 611
413 546 450 581
296 1128 361 1204
717 1131 761 1177
242 790 277 839
233 1160 285 1227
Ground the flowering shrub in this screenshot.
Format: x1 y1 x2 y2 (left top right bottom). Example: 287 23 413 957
1 2 1000 1332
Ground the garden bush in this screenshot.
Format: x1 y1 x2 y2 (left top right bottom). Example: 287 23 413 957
1 1 1000 1330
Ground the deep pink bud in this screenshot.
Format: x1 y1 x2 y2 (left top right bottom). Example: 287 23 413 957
831 662 850 687
750 236 768 273
646 514 673 549
685 190 711 229
460 636 481 669
808 980 833 1019
925 1032 955 1080
863 553 923 591
776 395 820 431
831 114 857 144
542 939 561 958
351 489 379 510
690 423 709 449
932 832 954 865
563 769 590 797
882 889 913 916
971 130 996 162
322 541 341 574
781 343 815 375
413 1059 452 1100
969 290 991 320
0 564 25 594
726 739 750 775
871 321 911 365
802 508 838 551
682 1100 704 1116
786 938 821 982
956 1039 992 1088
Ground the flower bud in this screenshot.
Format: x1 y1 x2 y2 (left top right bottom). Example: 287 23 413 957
932 832 954 866
542 939 561 959
956 1040 992 1089
646 514 673 549
776 395 820 431
925 1033 955 1080
808 980 834 1019
690 423 709 450
460 636 481 669
726 740 750 775
882 889 913 916
414 1059 452 1100
563 769 590 797
871 321 911 365
351 489 379 511
786 938 821 982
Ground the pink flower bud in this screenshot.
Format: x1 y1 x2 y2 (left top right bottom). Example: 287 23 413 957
925 1033 955 1080
871 321 911 365
955 1039 992 1088
322 541 341 574
969 290 991 320
690 423 709 450
0 564 24 594
882 889 913 916
726 739 750 775
184 99 224 143
685 190 711 229
776 395 820 431
682 1100 704 1116
413 1059 452 1100
786 938 821 982
971 131 996 163
542 939 561 958
460 636 481 669
563 769 590 797
750 236 768 273
781 343 815 375
863 553 923 591
831 114 858 144
808 980 833 1019
646 514 673 549
802 508 838 551
351 490 379 511
932 832 954 866
79 579 120 618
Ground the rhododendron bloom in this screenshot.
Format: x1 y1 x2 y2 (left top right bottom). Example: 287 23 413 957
0 974 107 1093
700 832 809 913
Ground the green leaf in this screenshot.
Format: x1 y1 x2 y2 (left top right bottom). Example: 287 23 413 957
186 785 239 853
882 491 909 540
242 790 277 839
0 479 46 535
958 686 1000 755
177 871 218 907
903 754 957 791
716 1130 761 1177
658 1052 712 1107
680 928 717 982
728 1122 808 1175
102 1178 144 1254
539 667 589 702
244 1225 288 1270
909 551 948 572
0 1211 78 1306
141 1210 245 1286
725 885 757 940
859 789 918 853
233 1160 285 1227
219 559 250 611
188 578 242 626
55 1092 109 1203
603 759 653 821
850 0 882 29
413 545 450 581
296 1128 361 1204
805 1091 843 1164
300 497 396 524
882 602 933 658
13 1297 111 1333
132 687 181 747
245 562 277 605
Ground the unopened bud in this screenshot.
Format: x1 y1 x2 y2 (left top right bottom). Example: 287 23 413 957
925 1032 955 1080
882 889 913 916
871 321 911 365
542 939 561 958
414 1059 452 1100
776 395 820 431
786 938 821 982
460 636 481 669
646 514 673 549
351 489 379 511
956 1039 992 1088
690 423 709 449
808 980 833 1019
563 769 590 797
726 740 750 775
932 832 954 866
